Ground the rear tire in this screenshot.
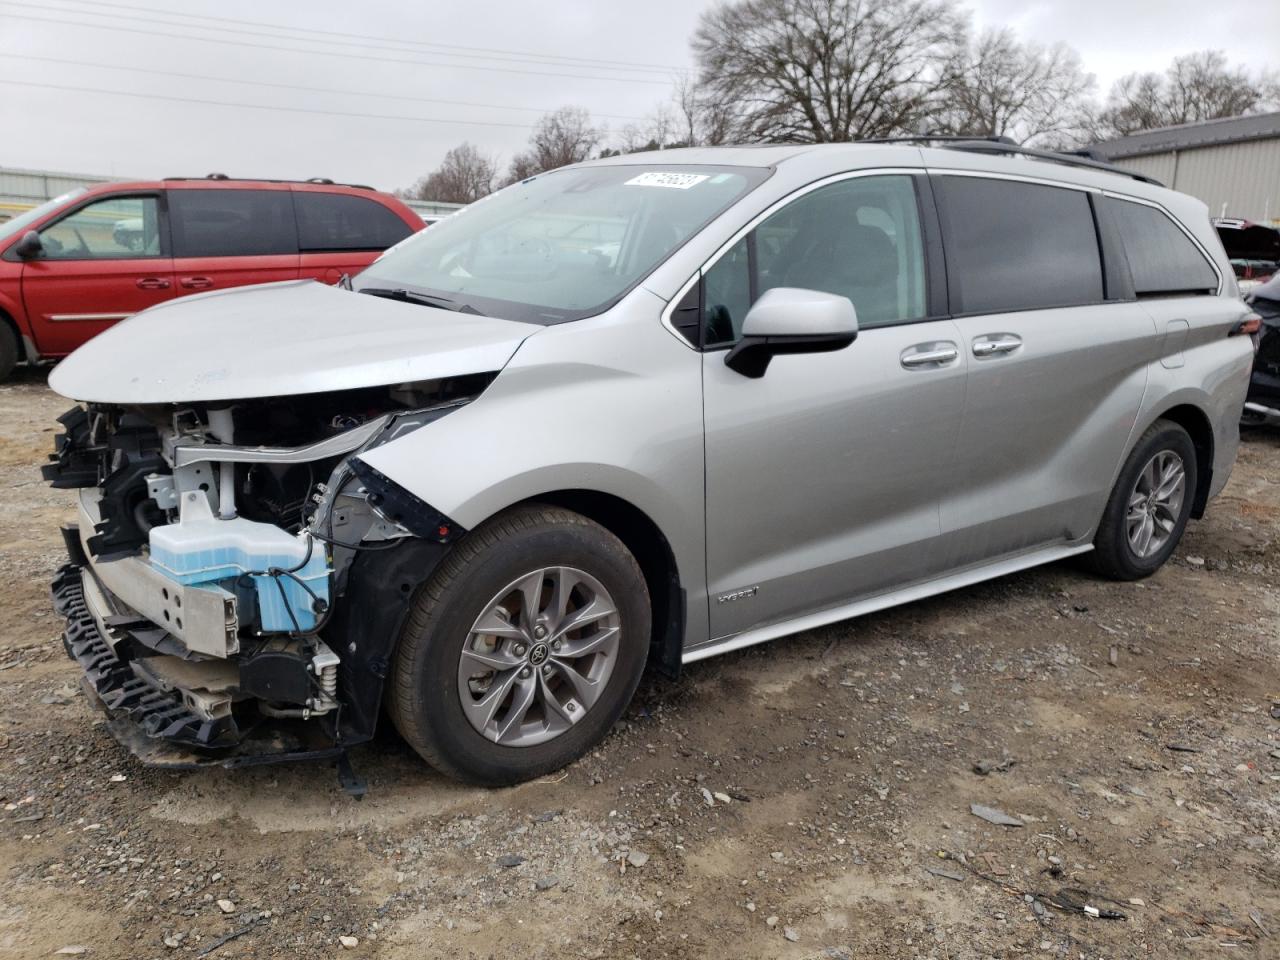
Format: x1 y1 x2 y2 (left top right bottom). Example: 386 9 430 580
0 323 18 382
388 504 650 785
1090 418 1197 580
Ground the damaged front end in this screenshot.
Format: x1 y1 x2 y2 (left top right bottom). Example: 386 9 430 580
44 376 488 770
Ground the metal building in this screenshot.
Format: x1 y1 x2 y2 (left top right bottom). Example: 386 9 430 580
1091 112 1280 224
0 165 121 220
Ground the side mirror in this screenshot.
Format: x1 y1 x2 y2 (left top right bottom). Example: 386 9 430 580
14 230 43 260
725 287 858 378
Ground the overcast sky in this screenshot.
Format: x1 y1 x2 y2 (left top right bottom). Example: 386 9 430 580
1 0 1276 192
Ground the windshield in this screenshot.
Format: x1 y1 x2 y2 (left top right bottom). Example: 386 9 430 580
0 189 87 243
357 165 769 324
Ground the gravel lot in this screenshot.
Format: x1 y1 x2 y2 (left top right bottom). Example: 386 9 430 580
1 366 1278 960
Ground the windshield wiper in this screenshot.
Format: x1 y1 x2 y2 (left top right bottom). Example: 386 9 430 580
357 287 486 316
358 287 450 307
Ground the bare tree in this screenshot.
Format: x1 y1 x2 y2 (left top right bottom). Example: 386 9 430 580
400 142 497 204
507 107 604 182
1097 51 1279 137
673 73 742 147
935 29 1095 146
691 0 966 143
610 103 688 155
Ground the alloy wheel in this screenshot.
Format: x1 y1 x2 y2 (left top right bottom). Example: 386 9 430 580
457 566 621 747
1126 450 1186 559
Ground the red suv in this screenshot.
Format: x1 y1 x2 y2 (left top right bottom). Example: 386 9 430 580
0 176 424 380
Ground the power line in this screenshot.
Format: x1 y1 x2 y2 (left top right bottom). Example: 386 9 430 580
28 0 680 77
0 79 553 129
2 11 677 86
41 0 688 75
0 53 648 122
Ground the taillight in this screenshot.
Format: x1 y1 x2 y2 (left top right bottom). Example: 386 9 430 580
1230 313 1262 336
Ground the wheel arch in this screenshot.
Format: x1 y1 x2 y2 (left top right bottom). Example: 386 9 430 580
0 304 27 364
1148 402 1215 518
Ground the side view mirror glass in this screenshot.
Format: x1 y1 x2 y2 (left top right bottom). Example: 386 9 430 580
726 287 858 378
14 230 44 260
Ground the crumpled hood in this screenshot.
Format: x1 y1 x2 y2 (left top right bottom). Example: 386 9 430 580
49 280 539 403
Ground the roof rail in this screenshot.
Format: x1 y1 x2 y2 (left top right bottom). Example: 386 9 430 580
162 174 376 190
935 140 1165 187
861 134 1020 147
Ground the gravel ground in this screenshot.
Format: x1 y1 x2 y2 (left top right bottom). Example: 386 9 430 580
1 366 1277 960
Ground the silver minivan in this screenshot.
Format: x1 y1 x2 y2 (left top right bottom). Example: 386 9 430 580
46 142 1255 785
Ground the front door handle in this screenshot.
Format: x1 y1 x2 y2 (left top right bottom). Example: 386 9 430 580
972 334 1022 357
180 276 213 289
901 344 959 368
135 277 170 290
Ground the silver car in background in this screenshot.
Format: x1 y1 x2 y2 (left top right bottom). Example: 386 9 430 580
45 141 1254 785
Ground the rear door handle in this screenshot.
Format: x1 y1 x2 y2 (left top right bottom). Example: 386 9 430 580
135 277 170 290
972 334 1022 357
901 344 959 368
180 276 213 289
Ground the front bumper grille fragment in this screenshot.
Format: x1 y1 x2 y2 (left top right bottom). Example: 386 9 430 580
52 563 237 750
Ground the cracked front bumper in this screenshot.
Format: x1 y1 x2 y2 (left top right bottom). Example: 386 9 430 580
53 563 240 750
52 560 344 769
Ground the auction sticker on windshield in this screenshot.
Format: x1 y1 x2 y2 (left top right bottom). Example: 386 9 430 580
624 172 710 189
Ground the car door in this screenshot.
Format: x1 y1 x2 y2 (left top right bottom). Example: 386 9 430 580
929 174 1157 567
19 192 175 355
293 190 417 284
699 173 967 640
167 186 299 295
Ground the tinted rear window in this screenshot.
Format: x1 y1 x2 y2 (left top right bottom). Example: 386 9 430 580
294 192 412 251
935 176 1104 314
1106 198 1218 296
169 189 297 257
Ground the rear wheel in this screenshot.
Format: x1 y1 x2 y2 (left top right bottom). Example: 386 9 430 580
388 504 650 785
0 323 18 382
1091 419 1197 580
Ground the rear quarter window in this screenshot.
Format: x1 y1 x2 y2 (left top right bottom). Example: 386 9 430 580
934 175 1104 314
169 189 297 257
1104 197 1218 297
294 193 413 252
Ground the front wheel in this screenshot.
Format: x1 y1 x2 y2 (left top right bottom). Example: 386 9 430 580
0 323 18 382
388 504 651 785
1090 418 1197 580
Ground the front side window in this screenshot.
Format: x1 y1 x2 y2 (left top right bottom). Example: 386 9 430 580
700 174 928 347
38 195 162 259
357 165 769 325
935 176 1103 314
0 189 87 244
168 189 297 258
1106 198 1218 297
295 192 414 251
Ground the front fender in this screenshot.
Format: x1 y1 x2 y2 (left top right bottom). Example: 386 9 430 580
355 290 711 646
0 281 34 355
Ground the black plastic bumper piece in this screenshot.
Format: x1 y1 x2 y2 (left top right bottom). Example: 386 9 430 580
52 563 349 770
52 563 237 749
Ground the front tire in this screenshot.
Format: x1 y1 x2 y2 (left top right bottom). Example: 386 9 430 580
388 504 651 785
1091 418 1197 580
0 323 18 382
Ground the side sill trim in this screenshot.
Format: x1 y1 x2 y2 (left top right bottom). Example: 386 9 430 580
48 312 134 323
682 542 1093 664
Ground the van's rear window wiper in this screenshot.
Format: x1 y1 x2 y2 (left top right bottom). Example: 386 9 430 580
357 287 486 316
